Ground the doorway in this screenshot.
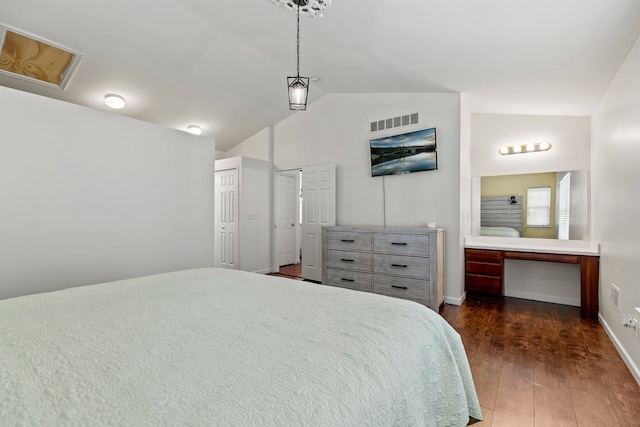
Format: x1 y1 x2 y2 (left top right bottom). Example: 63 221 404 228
274 163 336 282
276 170 301 277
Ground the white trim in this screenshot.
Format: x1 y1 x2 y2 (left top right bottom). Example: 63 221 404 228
599 313 640 386
504 290 580 307
253 268 273 275
445 292 466 306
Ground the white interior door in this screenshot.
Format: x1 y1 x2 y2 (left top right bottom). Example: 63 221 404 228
301 163 336 282
214 168 239 269
277 172 297 266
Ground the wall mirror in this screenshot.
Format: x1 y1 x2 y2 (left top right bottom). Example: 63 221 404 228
471 170 590 240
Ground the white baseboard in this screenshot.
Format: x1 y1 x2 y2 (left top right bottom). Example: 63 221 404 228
444 292 466 306
599 313 640 386
254 268 273 275
504 290 580 307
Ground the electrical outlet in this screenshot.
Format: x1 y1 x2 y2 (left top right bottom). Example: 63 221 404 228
622 313 635 328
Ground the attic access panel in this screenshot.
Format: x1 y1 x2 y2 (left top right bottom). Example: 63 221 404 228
0 25 82 89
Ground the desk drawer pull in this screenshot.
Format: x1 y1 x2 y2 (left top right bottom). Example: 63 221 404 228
340 239 354 242
391 242 407 246
341 278 355 282
341 258 355 262
391 263 408 268
392 285 408 290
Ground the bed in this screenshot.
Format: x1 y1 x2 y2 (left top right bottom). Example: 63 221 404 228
0 268 482 426
480 226 521 237
480 195 523 236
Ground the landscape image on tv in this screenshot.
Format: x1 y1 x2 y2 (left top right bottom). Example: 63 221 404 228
370 127 437 177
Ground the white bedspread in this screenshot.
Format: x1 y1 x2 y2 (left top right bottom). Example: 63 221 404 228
0 268 481 426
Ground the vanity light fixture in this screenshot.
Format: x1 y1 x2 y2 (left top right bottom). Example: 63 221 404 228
499 141 552 155
104 94 126 109
186 125 202 135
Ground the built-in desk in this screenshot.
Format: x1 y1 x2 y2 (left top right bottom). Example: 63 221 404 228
464 237 600 319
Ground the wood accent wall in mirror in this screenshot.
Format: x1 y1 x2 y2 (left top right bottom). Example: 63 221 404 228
473 170 590 240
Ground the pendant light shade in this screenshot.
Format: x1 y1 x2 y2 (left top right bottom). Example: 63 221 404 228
288 76 309 110
287 0 309 110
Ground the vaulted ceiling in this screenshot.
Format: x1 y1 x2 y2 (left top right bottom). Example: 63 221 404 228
1 0 639 151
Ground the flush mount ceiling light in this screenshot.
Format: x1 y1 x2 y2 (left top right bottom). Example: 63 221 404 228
186 125 202 135
104 94 125 109
286 0 310 110
271 0 331 18
499 141 552 155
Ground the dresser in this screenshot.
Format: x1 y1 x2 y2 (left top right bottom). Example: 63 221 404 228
322 226 444 312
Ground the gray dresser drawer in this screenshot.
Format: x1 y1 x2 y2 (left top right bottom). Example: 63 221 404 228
373 254 429 279
373 275 430 302
322 226 444 312
326 250 373 272
326 269 372 292
326 231 372 251
374 232 430 256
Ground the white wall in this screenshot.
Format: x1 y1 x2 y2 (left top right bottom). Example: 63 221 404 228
592 36 640 380
469 113 591 306
271 93 464 301
0 86 215 299
470 114 591 177
223 127 271 161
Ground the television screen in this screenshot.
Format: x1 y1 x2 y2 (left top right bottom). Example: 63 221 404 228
370 127 437 177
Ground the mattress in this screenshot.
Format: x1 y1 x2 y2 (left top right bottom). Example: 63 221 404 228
0 268 481 426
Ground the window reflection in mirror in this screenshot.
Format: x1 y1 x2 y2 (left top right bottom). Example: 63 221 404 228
474 171 590 240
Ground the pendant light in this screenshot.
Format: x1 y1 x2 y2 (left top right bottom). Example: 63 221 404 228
287 0 309 110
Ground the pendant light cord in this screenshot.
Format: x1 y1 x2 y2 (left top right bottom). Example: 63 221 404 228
296 4 301 77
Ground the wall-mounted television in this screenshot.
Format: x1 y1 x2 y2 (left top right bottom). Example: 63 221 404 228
369 127 437 177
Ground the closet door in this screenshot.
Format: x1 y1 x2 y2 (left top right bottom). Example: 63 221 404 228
214 167 239 269
301 163 336 282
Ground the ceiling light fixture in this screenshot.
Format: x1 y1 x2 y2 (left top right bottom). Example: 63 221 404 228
271 0 331 18
187 125 202 135
287 0 310 110
104 94 125 109
499 142 552 155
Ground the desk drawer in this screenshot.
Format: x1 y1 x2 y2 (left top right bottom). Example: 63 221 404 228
374 275 429 302
466 260 502 277
466 248 502 264
326 269 372 292
326 231 372 251
466 274 502 295
373 254 429 279
326 250 372 272
374 233 430 256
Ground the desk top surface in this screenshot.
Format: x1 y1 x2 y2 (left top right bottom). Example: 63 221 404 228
464 236 600 256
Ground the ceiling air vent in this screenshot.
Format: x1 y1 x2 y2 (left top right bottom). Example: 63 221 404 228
0 25 83 90
370 112 419 133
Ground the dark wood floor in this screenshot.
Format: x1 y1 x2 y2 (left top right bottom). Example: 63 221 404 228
441 298 640 427
272 263 303 279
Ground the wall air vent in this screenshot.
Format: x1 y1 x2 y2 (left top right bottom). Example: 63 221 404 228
370 112 419 133
0 25 83 90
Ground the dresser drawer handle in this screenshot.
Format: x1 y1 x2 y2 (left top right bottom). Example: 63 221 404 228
391 242 407 246
392 285 408 290
341 239 354 242
341 278 355 282
341 258 355 262
391 263 408 268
